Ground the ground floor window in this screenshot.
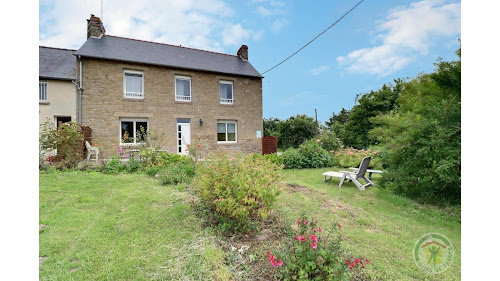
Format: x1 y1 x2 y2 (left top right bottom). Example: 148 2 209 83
120 119 148 145
217 121 237 143
55 116 71 127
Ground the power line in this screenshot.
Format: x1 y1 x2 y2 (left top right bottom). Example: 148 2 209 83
261 0 366 75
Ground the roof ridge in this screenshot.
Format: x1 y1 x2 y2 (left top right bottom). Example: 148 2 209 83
104 35 238 58
39 46 77 52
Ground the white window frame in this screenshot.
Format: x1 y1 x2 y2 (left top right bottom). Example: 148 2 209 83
217 120 237 143
123 70 144 99
119 118 149 145
39 81 47 102
219 80 234 104
175 76 192 102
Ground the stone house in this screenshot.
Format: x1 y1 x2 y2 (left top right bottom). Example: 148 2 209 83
39 46 77 126
72 15 263 158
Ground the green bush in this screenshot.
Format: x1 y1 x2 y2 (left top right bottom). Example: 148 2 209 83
158 162 195 185
264 153 284 166
282 148 305 169
283 140 334 169
317 131 343 152
267 216 369 280
192 153 282 233
104 156 127 174
39 120 84 169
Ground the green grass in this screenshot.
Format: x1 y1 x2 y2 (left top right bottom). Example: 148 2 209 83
277 168 461 280
39 170 230 280
40 169 460 280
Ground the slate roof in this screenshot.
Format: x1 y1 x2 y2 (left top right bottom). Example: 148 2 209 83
39 46 76 80
74 35 262 78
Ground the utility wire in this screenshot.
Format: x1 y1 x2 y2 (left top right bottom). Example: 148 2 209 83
261 0 365 75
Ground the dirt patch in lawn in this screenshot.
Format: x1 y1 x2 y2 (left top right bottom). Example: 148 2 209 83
39 256 49 266
319 199 365 219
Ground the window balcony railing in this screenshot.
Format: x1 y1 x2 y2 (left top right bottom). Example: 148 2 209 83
175 95 191 102
220 98 234 104
124 91 144 99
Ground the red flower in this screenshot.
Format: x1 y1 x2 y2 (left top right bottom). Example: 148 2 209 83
318 227 322 232
277 260 283 267
309 234 317 243
365 258 370 265
337 224 341 230
311 242 317 250
297 218 301 226
303 219 307 225
345 258 349 265
362 264 365 269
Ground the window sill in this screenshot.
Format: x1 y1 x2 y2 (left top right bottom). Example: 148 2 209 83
219 103 235 106
123 97 145 102
39 101 49 104
120 143 144 147
217 141 237 145
174 100 192 104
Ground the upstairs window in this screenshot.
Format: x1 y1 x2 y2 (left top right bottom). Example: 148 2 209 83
124 70 144 99
175 76 191 102
39 82 47 102
219 81 234 104
217 121 237 143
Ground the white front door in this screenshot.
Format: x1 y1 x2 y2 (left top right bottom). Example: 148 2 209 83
177 122 191 155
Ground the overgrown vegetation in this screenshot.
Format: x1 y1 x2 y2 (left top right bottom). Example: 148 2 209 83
282 140 334 169
371 47 461 204
39 119 84 169
192 153 282 233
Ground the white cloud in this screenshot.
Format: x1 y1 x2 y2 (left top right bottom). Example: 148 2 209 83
257 6 272 16
280 91 326 106
310 66 330 76
252 0 288 32
337 0 461 76
39 0 260 53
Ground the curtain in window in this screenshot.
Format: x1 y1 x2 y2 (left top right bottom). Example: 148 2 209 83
176 79 190 96
125 73 142 93
220 83 233 99
227 123 236 141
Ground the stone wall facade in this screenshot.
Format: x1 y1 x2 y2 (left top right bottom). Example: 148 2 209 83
79 58 263 158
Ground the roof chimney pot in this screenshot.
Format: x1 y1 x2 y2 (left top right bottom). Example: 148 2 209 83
87 14 105 39
237 45 248 61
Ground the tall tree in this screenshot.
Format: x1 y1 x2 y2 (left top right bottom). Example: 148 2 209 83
278 114 316 149
370 47 461 204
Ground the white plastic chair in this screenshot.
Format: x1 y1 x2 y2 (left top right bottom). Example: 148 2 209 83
85 141 99 161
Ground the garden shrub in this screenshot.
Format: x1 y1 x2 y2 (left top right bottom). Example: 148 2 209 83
267 216 369 280
283 140 334 169
282 148 305 169
317 131 343 152
158 162 195 185
39 119 84 169
333 147 382 170
192 153 282 233
103 156 127 174
264 153 284 166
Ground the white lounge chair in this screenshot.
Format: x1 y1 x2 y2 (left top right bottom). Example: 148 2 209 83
85 141 99 161
322 156 374 191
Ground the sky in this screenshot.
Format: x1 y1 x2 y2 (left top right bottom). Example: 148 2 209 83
39 0 461 123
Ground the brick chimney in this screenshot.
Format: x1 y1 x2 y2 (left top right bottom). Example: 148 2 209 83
237 45 248 61
87 14 106 39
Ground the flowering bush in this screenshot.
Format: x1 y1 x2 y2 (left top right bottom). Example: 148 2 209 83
317 131 343 152
268 217 369 280
333 147 382 170
193 153 282 233
39 119 84 169
283 140 334 169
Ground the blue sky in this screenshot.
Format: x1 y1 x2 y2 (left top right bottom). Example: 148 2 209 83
39 0 461 123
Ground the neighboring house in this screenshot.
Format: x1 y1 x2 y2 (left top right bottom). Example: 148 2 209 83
73 15 263 157
39 46 77 126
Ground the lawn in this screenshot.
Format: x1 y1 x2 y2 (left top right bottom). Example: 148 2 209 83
40 169 460 280
277 168 461 280
39 171 230 280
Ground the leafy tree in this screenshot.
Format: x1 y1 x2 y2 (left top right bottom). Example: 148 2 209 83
278 114 316 149
370 47 461 204
263 117 281 137
325 108 350 128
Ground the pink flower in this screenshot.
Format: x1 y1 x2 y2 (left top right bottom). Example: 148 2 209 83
311 242 317 250
303 219 307 225
277 260 283 267
309 234 317 242
297 235 304 243
318 227 322 232
345 258 349 265
297 218 301 225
